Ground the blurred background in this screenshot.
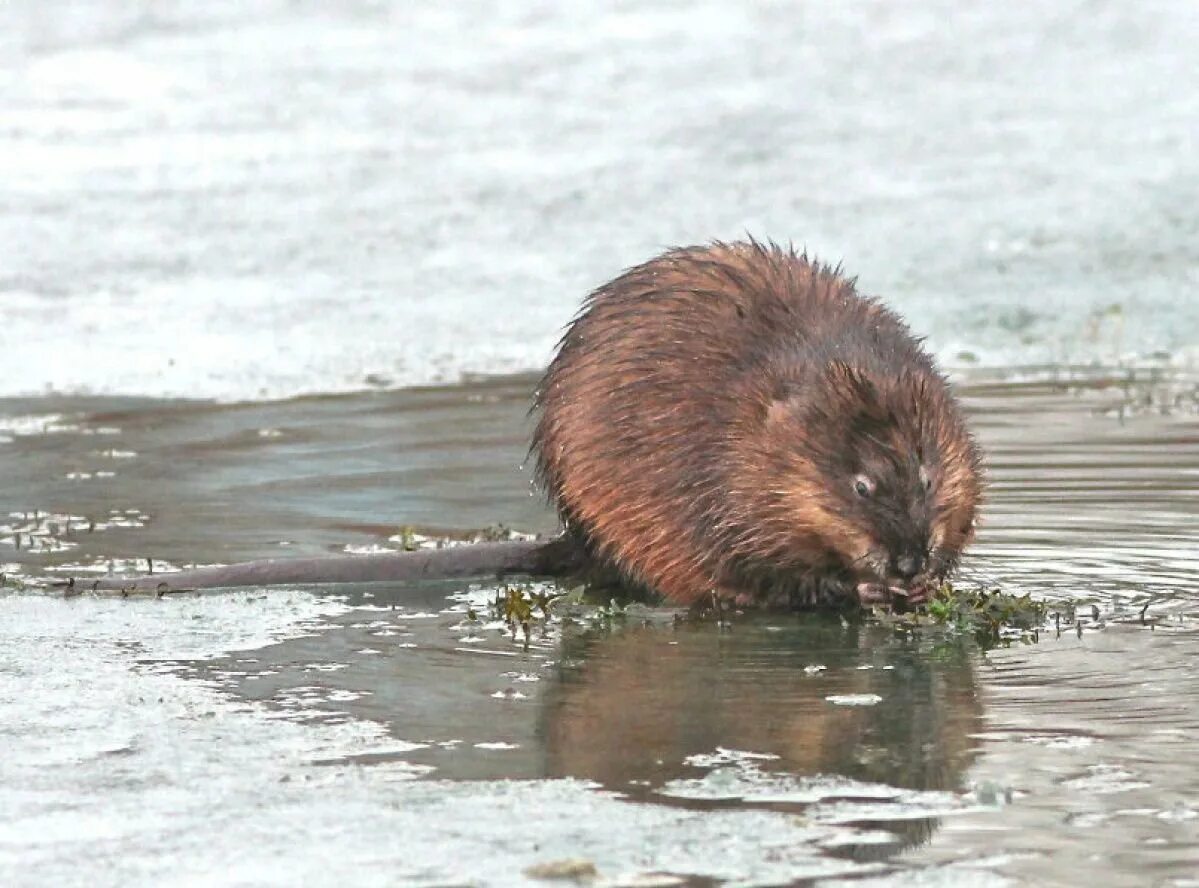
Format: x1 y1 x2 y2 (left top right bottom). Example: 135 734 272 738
2 0 1196 402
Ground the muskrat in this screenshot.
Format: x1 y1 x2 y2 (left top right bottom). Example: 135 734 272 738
69 240 982 608
533 240 982 608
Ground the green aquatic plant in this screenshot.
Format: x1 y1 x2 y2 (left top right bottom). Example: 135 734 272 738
394 525 419 551
882 583 1047 648
473 523 539 543
490 583 564 648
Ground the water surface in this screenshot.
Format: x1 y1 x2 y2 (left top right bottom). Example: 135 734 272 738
2 369 1196 886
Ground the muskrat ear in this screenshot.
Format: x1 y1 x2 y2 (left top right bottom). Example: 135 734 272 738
765 380 803 426
765 399 791 426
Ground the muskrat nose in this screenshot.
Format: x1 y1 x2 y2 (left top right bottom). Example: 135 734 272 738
894 553 922 580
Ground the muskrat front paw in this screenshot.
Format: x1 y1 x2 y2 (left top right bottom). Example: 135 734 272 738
903 581 932 606
856 582 893 606
856 581 930 610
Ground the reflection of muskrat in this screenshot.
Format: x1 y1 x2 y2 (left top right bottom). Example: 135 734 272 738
76 240 982 608
534 240 982 607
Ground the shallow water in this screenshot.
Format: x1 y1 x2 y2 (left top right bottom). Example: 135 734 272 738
1 369 1196 886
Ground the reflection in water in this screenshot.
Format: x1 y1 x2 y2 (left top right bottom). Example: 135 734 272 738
1 367 1197 884
542 617 983 856
164 601 984 858
542 618 979 796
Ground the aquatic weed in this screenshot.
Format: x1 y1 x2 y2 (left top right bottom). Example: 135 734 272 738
395 525 419 551
884 583 1047 649
490 582 564 649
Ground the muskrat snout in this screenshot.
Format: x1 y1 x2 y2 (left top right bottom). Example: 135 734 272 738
856 545 926 587
893 551 924 581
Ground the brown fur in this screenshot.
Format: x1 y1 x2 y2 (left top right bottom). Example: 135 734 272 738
532 240 983 607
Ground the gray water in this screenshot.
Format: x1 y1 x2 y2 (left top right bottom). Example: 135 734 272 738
2 370 1197 886
2 2 1198 886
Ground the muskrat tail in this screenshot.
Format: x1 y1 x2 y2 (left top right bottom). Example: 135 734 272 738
53 536 585 594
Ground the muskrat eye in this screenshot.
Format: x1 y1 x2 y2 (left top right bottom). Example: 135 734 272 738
853 475 874 498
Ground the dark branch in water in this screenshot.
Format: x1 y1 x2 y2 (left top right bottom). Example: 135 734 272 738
55 538 584 593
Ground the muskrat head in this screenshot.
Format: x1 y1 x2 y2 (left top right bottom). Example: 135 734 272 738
763 362 982 591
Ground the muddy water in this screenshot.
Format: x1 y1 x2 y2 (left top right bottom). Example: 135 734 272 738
1 369 1196 886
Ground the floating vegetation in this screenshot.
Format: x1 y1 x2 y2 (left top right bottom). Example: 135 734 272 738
489 583 562 649
471 523 538 543
385 523 539 552
879 583 1047 648
390 525 422 551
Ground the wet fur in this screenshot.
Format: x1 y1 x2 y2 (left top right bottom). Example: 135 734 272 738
532 240 983 607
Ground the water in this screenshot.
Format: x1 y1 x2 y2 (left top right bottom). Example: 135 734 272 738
1 2 1198 885
2 371 1196 886
1 1 1197 400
